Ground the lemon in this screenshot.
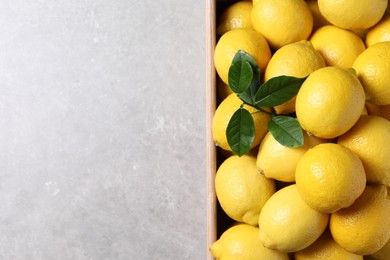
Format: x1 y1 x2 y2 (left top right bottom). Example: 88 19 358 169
258 184 329 253
353 41 390 105
214 29 271 84
217 1 253 36
366 102 390 121
256 131 326 182
252 0 260 6
306 0 331 30
215 155 275 225
330 185 390 255
212 93 271 151
338 115 390 186
294 230 363 260
296 67 365 139
295 143 366 213
366 15 390 47
210 224 289 260
310 25 366 68
318 0 388 30
251 0 313 49
264 40 325 114
367 238 390 260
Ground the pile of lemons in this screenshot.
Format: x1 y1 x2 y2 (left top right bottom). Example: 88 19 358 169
211 0 390 259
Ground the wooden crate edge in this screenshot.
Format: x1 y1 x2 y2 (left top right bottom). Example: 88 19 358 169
206 0 217 259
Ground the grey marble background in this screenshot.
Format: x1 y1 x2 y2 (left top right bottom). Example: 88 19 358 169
0 1 206 259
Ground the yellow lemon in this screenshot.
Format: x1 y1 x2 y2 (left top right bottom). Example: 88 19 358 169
306 0 331 30
310 25 366 68
251 0 313 49
296 67 365 139
353 41 390 105
366 102 390 121
338 115 390 186
210 224 289 260
330 185 390 255
217 1 253 36
295 143 366 213
212 93 271 151
214 29 271 84
318 0 388 30
258 184 329 253
215 155 276 225
294 230 363 260
252 0 260 6
366 15 390 47
366 238 390 260
256 131 326 182
264 40 325 114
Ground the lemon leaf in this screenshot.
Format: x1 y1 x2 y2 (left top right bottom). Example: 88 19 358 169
268 116 304 148
228 59 253 94
229 50 261 105
226 106 255 156
254 75 306 107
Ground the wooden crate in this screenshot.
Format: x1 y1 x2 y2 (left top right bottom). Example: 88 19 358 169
205 0 217 259
206 0 238 259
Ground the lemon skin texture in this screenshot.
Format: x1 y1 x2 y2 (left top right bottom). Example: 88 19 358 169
214 29 271 84
258 185 329 253
295 230 363 260
296 66 365 139
366 15 390 47
309 25 366 68
215 155 276 225
251 0 313 49
318 0 388 30
330 185 390 255
338 115 390 186
295 143 366 213
210 224 290 260
366 238 390 260
353 41 390 105
217 1 253 36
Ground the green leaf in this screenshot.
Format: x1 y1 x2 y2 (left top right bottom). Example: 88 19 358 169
237 89 254 105
254 75 306 107
237 51 261 99
229 50 261 105
268 116 304 148
226 107 255 156
228 59 253 94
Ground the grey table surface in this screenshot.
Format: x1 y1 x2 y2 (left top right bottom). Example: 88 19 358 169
0 1 206 259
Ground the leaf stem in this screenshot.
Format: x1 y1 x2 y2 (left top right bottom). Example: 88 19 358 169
240 100 274 115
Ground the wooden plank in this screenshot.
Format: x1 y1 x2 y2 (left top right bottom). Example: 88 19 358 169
206 0 217 259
